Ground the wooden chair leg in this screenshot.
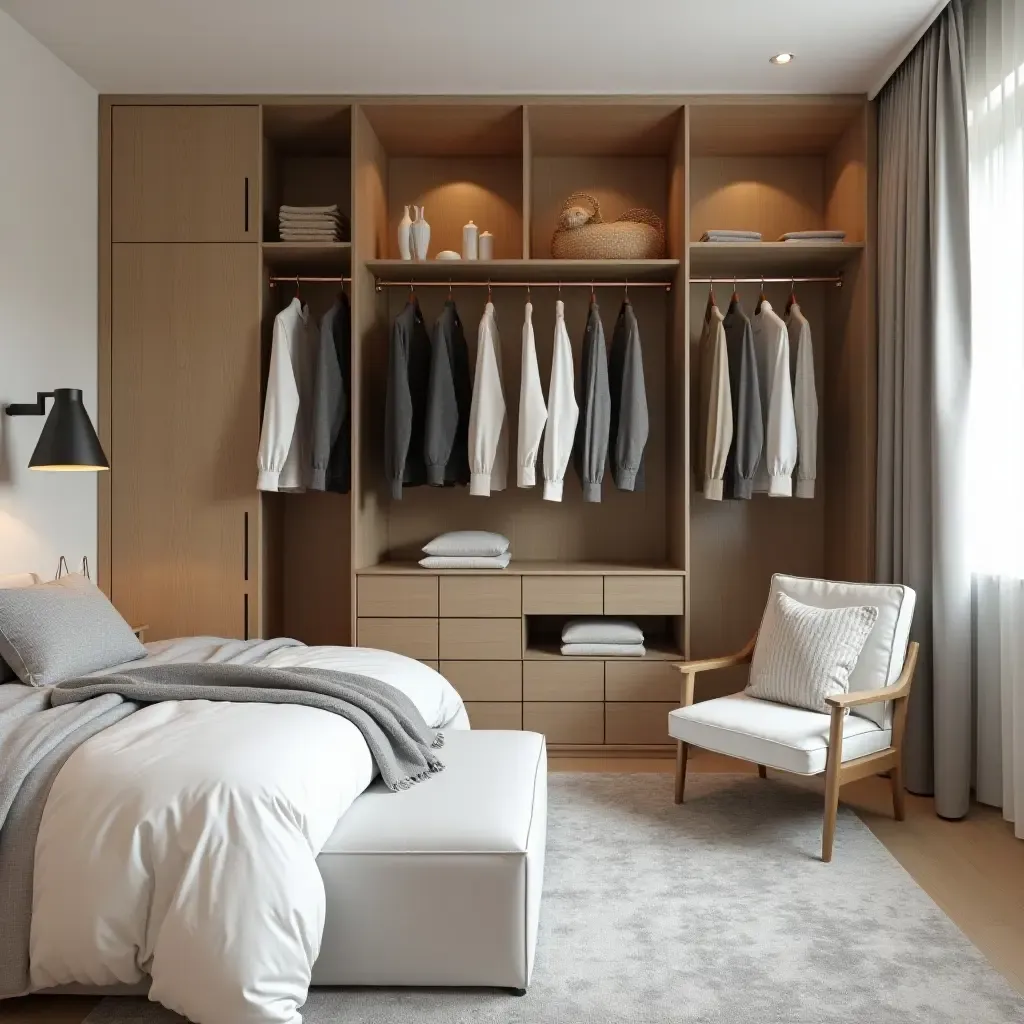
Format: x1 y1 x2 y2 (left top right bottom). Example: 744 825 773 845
674 741 689 804
821 708 845 863
757 764 767 779
890 759 906 821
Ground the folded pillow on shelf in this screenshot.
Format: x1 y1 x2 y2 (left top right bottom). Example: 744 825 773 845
560 642 646 657
422 531 510 558
699 230 762 242
419 552 512 570
561 619 644 645
779 230 846 242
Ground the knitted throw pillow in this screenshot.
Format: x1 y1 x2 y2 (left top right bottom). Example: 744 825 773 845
746 591 878 714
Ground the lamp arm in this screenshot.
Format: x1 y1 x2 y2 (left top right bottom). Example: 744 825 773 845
5 392 54 416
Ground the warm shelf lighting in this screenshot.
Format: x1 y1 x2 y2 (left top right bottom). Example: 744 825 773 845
770 53 795 65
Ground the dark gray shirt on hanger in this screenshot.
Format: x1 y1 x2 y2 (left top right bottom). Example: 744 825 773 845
721 299 763 499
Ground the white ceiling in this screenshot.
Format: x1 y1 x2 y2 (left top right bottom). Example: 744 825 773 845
0 0 942 96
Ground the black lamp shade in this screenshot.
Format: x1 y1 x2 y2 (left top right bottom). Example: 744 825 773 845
29 389 109 471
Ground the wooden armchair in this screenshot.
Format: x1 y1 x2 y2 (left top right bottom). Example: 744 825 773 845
668 574 919 863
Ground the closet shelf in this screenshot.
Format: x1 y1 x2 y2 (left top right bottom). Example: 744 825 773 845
358 561 686 576
524 644 684 662
364 258 680 284
261 241 352 274
688 242 864 278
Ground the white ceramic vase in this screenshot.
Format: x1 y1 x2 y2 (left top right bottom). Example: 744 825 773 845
411 206 431 260
397 206 413 260
462 220 479 260
478 230 494 261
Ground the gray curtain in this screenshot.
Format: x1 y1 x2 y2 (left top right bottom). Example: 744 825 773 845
876 0 974 818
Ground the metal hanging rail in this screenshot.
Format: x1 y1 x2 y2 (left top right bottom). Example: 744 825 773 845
268 275 351 288
690 275 843 288
373 279 672 293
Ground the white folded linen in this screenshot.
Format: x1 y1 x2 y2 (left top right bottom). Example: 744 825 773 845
779 230 846 241
280 204 340 215
700 230 762 241
418 552 512 569
423 531 510 557
560 642 646 657
561 619 644 645
279 230 342 240
279 214 343 225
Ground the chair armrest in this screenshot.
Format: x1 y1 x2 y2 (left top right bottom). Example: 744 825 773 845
672 635 756 677
825 641 920 710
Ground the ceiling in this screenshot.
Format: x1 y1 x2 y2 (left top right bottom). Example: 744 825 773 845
0 0 942 96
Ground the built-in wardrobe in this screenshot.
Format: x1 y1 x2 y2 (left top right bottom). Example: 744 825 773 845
99 97 875 752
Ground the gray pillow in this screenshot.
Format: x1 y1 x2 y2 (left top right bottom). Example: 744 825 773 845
0 573 41 682
0 574 147 686
422 531 510 558
562 619 644 645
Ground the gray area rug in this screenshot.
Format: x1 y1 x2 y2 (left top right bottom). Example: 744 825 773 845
85 773 1024 1024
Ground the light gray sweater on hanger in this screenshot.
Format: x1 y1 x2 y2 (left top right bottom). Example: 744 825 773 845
608 299 649 491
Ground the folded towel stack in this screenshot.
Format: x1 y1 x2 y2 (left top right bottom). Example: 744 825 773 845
700 229 762 243
560 619 645 657
418 531 511 570
779 230 847 243
278 204 350 242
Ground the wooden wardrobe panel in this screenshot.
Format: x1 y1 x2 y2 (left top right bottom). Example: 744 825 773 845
438 618 522 660
603 575 684 615
465 701 523 731
522 575 603 614
356 618 439 660
111 106 259 242
439 575 521 617
524 702 604 744
442 661 523 701
605 702 677 745
523 661 604 701
110 243 259 640
358 575 438 617
605 661 681 702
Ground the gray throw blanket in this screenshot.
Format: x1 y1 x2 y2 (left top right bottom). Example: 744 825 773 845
0 662 443 998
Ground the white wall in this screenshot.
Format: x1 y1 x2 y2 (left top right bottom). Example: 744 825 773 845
0 9 98 578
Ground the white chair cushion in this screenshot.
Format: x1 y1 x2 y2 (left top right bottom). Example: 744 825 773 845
768 574 916 727
668 693 892 776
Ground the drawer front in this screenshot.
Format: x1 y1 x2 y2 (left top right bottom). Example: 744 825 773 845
357 576 438 617
523 660 604 701
605 702 678 745
465 701 523 730
522 575 603 614
439 576 521 617
356 618 438 660
524 702 604 744
438 618 522 660
420 660 440 672
603 575 684 615
441 661 522 701
605 661 681 702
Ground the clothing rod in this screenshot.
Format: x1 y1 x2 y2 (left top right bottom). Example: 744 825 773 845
374 279 672 292
689 275 843 288
268 276 351 287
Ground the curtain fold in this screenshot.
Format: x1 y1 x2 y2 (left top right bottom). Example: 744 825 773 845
876 0 973 817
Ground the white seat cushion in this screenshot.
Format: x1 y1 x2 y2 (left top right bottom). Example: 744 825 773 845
768 574 916 727
668 693 892 775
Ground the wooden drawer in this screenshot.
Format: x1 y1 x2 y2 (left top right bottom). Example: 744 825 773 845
465 701 523 730
523 660 603 701
522 575 603 614
605 702 678 745
439 576 521 617
603 575 684 615
605 661 681 702
441 661 522 701
420 660 439 671
438 618 522 660
524 702 604 744
356 618 438 660
357 576 438 617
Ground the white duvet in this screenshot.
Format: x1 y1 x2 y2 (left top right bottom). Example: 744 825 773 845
28 639 467 1024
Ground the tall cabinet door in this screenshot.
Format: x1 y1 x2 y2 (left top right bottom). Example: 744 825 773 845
111 106 259 242
110 243 260 640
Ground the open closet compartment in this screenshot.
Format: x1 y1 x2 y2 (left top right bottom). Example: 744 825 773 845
259 103 354 646
685 99 876 697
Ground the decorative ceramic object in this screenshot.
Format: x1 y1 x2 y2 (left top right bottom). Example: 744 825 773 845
411 206 431 260
478 230 494 261
436 250 462 260
397 205 413 260
462 220 479 260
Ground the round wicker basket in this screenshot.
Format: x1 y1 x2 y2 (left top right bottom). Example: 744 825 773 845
550 192 666 260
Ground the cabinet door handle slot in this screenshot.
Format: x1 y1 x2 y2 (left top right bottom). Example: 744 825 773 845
243 511 249 581
244 177 250 233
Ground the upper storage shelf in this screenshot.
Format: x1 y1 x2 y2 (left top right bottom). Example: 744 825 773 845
689 241 863 278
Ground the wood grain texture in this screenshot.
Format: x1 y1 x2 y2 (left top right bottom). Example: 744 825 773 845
439 575 521 617
605 660 681 701
603 575 684 615
359 561 684 575
110 243 259 640
605 702 677 745
522 575 604 614
98 101 113 595
523 701 604 744
356 617 438 659
263 154 351 242
523 660 604 701
527 103 682 157
358 575 438 617
111 106 259 241
362 104 523 157
464 701 523 730
438 618 522 660
440 661 523 701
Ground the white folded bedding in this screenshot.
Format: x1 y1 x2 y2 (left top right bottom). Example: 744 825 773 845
561 618 644 644
560 642 647 657
419 552 511 569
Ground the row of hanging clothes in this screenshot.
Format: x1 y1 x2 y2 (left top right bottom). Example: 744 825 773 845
257 287 351 494
697 280 818 501
385 284 650 503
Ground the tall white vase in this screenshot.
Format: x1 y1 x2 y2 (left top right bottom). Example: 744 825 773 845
462 220 479 260
411 206 431 260
397 205 413 260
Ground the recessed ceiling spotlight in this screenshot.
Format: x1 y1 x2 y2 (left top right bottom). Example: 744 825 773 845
770 52 795 65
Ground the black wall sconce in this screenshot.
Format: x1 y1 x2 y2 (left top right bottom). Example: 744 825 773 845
4 389 109 472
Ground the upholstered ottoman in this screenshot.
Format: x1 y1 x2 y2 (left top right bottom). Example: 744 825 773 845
312 729 547 992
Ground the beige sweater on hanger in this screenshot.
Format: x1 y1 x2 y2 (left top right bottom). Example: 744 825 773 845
751 300 798 497
468 301 508 496
542 300 579 501
697 304 733 500
517 301 548 487
787 303 818 499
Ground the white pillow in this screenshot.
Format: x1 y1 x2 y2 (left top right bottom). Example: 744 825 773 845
422 531 510 558
0 573 42 682
561 619 644 644
418 552 511 569
745 591 878 714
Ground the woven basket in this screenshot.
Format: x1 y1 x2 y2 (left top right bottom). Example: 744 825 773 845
550 192 666 260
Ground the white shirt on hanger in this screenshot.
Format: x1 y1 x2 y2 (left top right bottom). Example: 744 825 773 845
751 299 797 496
468 301 508 496
517 300 548 487
697 303 733 500
543 299 580 501
257 297 318 492
787 302 818 499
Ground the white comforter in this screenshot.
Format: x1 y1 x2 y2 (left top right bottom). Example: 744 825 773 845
28 639 467 1024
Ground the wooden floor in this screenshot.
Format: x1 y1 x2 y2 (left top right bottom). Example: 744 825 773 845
3 753 1023 1024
